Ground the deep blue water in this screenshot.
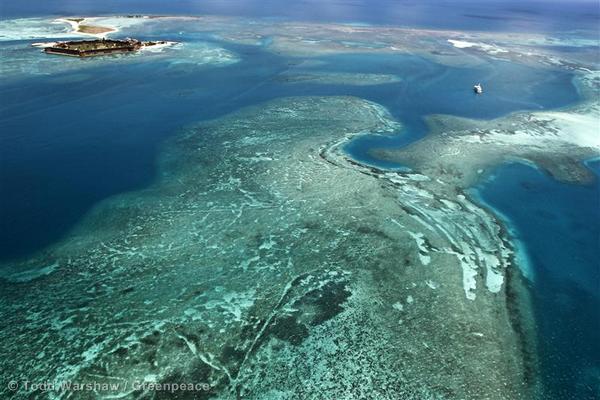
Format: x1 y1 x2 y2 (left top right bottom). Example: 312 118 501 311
475 161 600 400
0 2 599 399
2 0 599 34
0 44 581 259
331 54 580 168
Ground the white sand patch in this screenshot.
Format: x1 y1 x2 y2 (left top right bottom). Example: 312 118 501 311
439 199 460 210
445 243 479 300
53 339 109 386
475 248 504 293
465 108 600 150
485 268 505 293
448 39 476 49
407 231 431 265
448 39 508 55
425 280 438 289
404 185 435 199
536 111 600 149
461 258 478 300
54 18 80 33
54 15 161 38
52 16 171 39
53 18 116 38
0 17 168 41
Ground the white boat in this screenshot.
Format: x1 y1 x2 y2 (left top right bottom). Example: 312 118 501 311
473 83 483 94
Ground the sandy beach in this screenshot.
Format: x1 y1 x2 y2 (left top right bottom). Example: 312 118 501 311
53 17 117 38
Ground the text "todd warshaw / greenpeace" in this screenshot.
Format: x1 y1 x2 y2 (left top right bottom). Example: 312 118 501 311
11 380 212 393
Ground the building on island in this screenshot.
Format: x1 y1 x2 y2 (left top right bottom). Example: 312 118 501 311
43 38 165 57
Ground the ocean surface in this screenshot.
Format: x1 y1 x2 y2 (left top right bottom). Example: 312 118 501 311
0 41 581 260
2 0 599 34
0 1 598 399
474 161 600 399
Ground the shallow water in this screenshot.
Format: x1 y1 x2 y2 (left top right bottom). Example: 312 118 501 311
0 4 598 399
334 54 580 167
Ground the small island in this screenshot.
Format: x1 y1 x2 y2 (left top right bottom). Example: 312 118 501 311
60 17 115 36
42 38 172 57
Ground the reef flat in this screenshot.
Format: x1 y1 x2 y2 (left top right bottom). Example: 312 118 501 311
2 12 598 400
371 74 600 187
54 17 117 38
0 96 534 399
9 14 597 70
273 71 401 86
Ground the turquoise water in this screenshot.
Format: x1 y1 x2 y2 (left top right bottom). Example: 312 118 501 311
474 161 600 400
0 3 598 398
3 0 599 34
0 43 580 259
332 54 580 168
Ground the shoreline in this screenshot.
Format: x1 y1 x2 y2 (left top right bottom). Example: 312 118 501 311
53 17 118 38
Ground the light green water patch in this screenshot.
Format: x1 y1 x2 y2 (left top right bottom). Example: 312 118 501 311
0 18 72 41
0 41 237 78
273 71 401 86
0 96 534 399
0 18 239 78
165 41 239 68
